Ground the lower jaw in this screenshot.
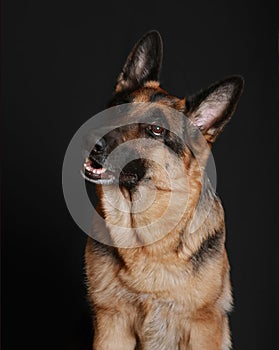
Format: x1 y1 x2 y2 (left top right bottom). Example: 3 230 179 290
81 170 116 185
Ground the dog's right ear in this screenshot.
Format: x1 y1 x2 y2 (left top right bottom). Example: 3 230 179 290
115 31 163 93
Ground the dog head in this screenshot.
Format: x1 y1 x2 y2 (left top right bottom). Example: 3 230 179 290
82 31 243 245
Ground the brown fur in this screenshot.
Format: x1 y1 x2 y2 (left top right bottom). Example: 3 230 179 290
84 31 243 349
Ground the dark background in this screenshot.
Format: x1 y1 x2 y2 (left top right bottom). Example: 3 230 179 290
2 1 278 349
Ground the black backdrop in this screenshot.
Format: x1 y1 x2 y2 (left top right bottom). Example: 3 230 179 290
2 1 278 349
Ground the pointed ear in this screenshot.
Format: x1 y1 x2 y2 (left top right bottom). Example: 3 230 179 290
186 76 244 142
115 31 163 93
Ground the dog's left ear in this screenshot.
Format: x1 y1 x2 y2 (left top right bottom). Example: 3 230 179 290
115 31 163 93
186 76 244 142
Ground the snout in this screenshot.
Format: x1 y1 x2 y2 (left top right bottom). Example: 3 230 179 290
92 137 106 154
82 134 146 189
82 136 115 185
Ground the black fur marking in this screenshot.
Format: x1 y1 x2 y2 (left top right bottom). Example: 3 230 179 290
108 91 135 107
141 108 185 157
144 107 169 127
150 91 168 102
134 106 186 157
190 230 224 270
164 132 185 157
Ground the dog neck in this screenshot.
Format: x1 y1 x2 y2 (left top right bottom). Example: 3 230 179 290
92 178 224 262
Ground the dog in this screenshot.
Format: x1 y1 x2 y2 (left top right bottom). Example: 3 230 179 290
83 31 243 349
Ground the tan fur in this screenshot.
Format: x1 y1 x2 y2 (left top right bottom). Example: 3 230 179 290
85 84 233 349
79 23 245 348
85 204 231 349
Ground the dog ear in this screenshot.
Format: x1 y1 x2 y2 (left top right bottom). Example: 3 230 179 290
186 76 244 142
115 31 163 93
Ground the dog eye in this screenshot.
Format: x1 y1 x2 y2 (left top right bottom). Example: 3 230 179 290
148 124 165 137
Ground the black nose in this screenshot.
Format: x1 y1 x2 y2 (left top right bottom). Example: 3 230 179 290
119 159 146 190
93 137 106 153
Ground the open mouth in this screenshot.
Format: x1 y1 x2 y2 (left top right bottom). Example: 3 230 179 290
81 156 146 188
81 157 115 185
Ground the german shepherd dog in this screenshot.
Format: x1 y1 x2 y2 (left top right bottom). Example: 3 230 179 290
84 31 243 349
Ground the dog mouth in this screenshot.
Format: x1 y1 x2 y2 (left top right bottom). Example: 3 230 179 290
81 154 146 188
81 157 115 185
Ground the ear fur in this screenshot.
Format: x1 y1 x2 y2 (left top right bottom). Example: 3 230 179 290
186 76 244 142
115 31 163 93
